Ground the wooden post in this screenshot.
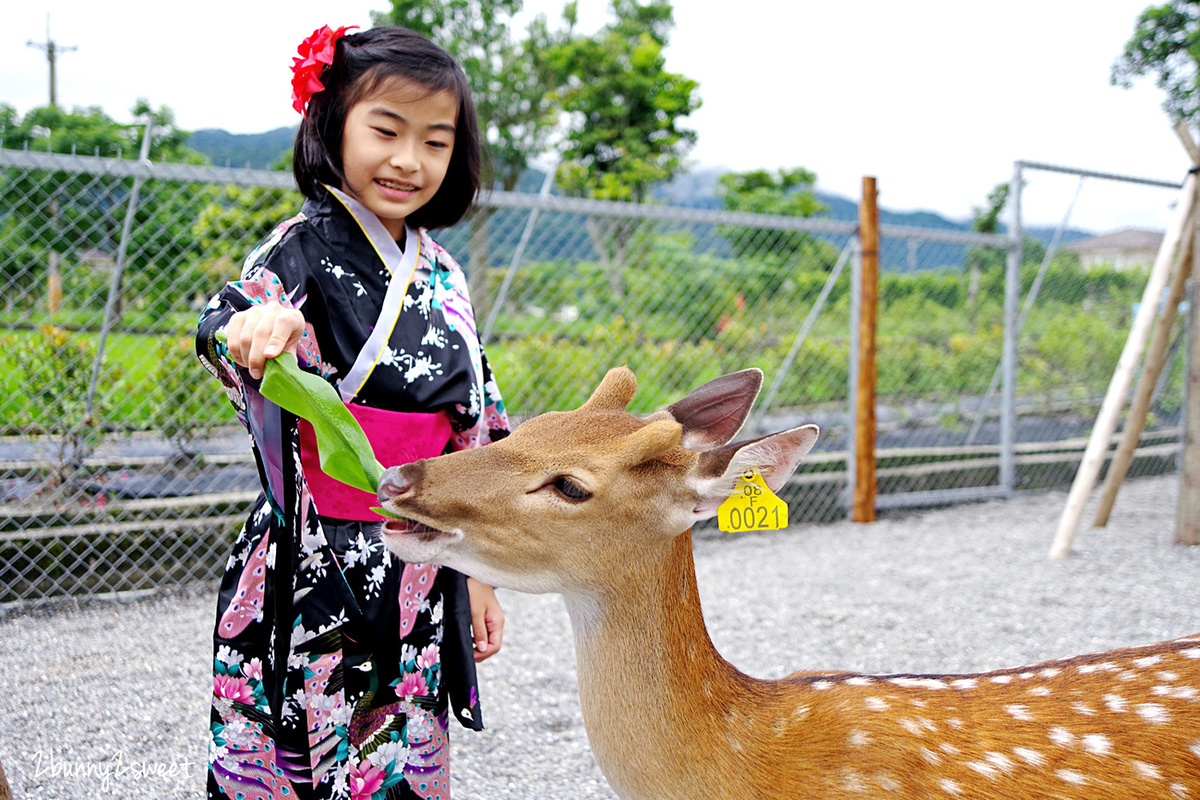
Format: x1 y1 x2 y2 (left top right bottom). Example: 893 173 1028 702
1093 218 1195 526
1177 240 1200 545
47 249 62 314
854 176 879 523
1050 123 1200 558
0 756 11 800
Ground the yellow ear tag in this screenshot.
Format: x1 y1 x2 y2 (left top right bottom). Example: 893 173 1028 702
717 468 789 532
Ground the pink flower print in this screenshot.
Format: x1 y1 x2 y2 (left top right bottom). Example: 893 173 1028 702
417 644 439 671
213 675 256 704
244 658 263 681
349 758 386 800
395 670 428 699
398 563 437 638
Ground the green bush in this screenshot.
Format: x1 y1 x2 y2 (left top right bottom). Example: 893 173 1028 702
1020 308 1127 404
2 325 122 435
151 329 233 456
488 319 730 415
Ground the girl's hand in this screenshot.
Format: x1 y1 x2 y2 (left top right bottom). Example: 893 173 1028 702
223 301 306 379
466 577 505 662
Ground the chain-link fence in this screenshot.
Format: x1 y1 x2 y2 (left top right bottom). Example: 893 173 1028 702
1006 161 1184 496
864 223 1020 509
0 147 1181 604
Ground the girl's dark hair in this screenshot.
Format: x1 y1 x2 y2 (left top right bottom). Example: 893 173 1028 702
292 26 481 230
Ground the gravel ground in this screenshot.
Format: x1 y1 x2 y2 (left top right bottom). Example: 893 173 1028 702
2 474 1199 799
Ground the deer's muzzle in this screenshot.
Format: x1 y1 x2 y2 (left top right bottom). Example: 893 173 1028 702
378 464 417 503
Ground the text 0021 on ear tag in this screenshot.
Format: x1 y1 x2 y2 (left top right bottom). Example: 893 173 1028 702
717 468 789 532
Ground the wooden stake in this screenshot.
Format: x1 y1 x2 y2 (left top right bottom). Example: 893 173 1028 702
1050 124 1200 558
854 176 879 523
47 249 62 314
1093 216 1195 526
1177 241 1200 545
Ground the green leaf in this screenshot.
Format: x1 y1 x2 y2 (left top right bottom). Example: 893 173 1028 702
258 351 385 494
213 331 384 493
370 506 407 520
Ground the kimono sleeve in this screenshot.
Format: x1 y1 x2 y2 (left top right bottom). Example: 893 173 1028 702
195 217 324 426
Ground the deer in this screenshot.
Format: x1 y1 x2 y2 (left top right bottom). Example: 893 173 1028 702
375 366 1200 800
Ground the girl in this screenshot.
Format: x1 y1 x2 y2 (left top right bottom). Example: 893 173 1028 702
196 25 510 800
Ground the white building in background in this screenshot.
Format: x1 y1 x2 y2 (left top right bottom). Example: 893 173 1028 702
1066 228 1163 271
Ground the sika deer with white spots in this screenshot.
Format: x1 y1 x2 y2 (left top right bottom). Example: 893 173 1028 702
377 367 1200 800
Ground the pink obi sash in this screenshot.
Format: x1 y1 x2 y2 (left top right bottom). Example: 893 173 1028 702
298 404 452 521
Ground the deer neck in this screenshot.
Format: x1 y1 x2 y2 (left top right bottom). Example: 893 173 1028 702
561 531 762 799
564 530 725 681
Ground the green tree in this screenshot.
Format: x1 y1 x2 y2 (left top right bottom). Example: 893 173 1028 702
538 0 700 284
0 100 199 160
715 168 839 306
192 185 303 290
716 168 829 259
1112 0 1200 123
542 0 699 203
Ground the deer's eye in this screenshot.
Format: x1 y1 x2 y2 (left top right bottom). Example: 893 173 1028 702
552 476 591 502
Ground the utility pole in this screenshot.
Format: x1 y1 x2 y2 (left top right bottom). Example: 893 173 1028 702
27 14 77 315
27 14 77 108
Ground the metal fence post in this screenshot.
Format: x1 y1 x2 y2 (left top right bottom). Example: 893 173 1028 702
847 235 861 520
481 161 556 344
82 119 153 428
966 176 1083 447
754 240 853 435
1000 161 1023 497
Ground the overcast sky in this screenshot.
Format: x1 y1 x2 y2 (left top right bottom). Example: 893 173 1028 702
3 0 1190 232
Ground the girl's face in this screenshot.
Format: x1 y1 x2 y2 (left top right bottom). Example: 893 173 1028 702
340 77 458 239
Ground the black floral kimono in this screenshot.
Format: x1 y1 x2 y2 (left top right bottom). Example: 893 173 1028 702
196 186 510 800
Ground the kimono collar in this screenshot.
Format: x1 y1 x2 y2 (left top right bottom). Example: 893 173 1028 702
320 185 423 402
322 184 420 276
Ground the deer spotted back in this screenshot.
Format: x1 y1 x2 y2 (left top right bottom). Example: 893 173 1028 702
765 637 1200 799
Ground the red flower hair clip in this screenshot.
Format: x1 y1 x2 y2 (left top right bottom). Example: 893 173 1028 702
290 24 359 116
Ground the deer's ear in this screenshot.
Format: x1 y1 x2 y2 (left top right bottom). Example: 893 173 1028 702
688 425 819 520
666 369 763 451
581 366 638 412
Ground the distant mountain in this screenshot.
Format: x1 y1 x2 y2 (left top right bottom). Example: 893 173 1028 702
189 127 295 169
653 167 1093 271
657 167 1092 238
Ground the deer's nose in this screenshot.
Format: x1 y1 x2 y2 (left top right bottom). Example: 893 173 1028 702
378 466 412 501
